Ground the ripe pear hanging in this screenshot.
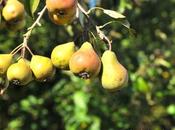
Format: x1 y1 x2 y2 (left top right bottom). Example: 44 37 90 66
7 58 33 85
101 50 128 91
51 42 75 69
69 42 101 79
30 55 55 81
2 0 25 22
46 0 77 25
2 0 25 31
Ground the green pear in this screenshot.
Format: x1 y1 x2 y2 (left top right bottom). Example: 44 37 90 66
30 55 55 81
51 42 75 69
69 42 101 79
7 58 33 85
101 50 128 91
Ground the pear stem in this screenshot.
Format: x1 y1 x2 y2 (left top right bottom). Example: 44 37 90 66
10 43 23 55
77 3 112 51
21 6 47 57
0 85 9 96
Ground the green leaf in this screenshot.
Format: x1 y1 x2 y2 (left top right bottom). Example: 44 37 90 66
29 0 40 16
23 0 40 17
78 9 85 28
135 77 150 93
118 19 130 29
103 9 126 19
117 19 136 37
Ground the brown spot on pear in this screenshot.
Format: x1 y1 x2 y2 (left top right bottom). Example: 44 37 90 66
101 50 128 91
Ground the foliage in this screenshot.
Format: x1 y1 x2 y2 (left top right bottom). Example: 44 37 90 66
0 0 175 130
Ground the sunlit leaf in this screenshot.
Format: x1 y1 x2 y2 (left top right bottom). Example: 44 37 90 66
103 9 126 19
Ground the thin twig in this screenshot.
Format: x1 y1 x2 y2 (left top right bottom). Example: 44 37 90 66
98 21 116 29
77 3 112 51
12 46 23 56
0 85 9 95
26 46 34 56
10 43 23 54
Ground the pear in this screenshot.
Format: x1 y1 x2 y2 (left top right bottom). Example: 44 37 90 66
0 54 13 75
51 42 75 69
46 0 77 25
30 55 55 81
101 50 128 91
7 58 33 85
2 0 25 22
69 42 101 79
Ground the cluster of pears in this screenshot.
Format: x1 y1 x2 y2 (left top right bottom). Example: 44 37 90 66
0 54 55 87
46 0 77 25
51 41 128 91
1 0 26 31
0 41 128 92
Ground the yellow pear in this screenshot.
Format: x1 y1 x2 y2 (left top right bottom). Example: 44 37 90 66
7 58 33 85
30 55 55 81
0 54 13 75
101 50 128 91
2 0 25 31
69 42 101 79
2 0 25 22
51 42 75 69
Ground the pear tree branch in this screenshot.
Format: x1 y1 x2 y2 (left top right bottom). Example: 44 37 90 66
77 3 112 51
21 6 47 57
1 6 47 96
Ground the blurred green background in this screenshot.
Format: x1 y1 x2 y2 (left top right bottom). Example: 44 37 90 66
0 0 175 130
